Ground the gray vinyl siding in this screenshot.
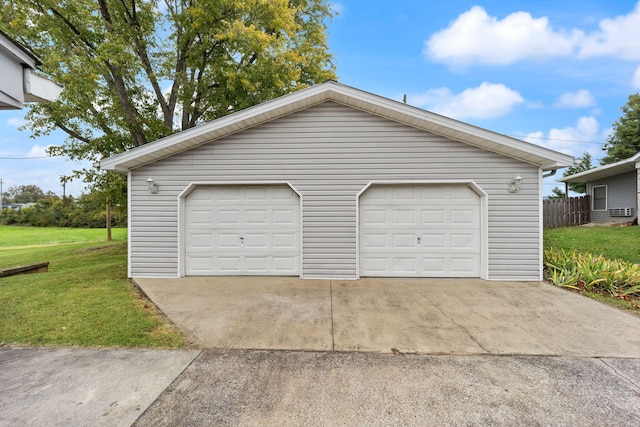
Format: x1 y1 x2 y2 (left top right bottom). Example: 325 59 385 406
130 101 541 280
588 170 638 222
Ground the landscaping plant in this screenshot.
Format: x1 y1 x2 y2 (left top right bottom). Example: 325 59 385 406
544 247 640 300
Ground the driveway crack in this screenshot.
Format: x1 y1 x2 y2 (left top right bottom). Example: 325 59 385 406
430 301 491 354
599 359 640 391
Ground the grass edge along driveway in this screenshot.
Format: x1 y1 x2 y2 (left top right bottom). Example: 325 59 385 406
0 226 185 348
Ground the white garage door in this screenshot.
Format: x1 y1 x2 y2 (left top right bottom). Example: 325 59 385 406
185 185 300 275
359 184 481 277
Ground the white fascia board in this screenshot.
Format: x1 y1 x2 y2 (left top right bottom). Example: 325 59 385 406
100 85 331 171
100 81 575 172
23 70 62 103
0 34 38 69
559 152 640 183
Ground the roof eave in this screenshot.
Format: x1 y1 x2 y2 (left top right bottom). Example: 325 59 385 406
559 152 640 183
100 81 575 172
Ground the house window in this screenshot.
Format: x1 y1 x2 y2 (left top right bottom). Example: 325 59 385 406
592 185 607 211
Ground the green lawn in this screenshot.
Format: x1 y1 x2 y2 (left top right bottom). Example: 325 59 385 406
544 225 640 314
0 226 127 248
544 225 640 265
0 225 185 348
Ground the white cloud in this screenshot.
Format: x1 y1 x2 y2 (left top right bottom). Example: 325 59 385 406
579 3 640 60
409 82 524 119
524 116 602 158
554 90 596 108
425 3 640 67
631 66 640 88
27 144 53 158
425 6 580 66
5 117 27 128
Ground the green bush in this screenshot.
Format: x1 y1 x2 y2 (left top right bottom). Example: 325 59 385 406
544 248 640 297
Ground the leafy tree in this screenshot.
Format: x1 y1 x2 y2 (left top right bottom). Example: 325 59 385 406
601 94 640 165
1 0 336 193
563 152 593 194
547 152 593 199
548 187 565 199
4 184 51 203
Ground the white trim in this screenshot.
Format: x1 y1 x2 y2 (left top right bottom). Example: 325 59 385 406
561 152 640 183
355 180 488 280
538 168 544 281
127 171 132 278
592 185 608 211
100 82 574 173
177 181 303 278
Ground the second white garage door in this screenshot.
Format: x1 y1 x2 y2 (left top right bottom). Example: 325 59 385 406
359 184 481 277
185 185 300 276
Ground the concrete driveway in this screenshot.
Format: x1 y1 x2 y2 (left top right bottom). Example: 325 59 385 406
135 277 640 357
3 278 640 426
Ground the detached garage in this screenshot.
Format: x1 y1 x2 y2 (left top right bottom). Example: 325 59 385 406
100 81 573 281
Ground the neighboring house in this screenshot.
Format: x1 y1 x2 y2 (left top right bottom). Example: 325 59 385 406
0 30 61 110
559 152 639 224
100 81 573 281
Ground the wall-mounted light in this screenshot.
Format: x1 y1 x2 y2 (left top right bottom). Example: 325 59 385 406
146 177 159 194
508 175 523 193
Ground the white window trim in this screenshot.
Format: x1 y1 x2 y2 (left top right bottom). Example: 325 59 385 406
592 185 607 211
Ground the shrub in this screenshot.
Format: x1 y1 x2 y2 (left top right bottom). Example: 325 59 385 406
544 248 640 297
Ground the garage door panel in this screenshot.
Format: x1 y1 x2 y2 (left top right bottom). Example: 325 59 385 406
360 184 481 278
422 233 445 248
392 234 416 248
451 231 480 250
421 209 445 224
185 185 300 276
273 209 297 225
272 233 297 249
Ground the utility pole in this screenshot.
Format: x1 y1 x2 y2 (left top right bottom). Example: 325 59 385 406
0 178 3 213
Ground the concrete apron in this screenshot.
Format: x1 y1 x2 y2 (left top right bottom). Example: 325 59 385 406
134 277 640 358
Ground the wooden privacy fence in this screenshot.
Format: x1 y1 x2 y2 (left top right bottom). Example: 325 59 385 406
543 196 591 228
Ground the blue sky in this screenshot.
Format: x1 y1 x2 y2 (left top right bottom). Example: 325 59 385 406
2 0 640 196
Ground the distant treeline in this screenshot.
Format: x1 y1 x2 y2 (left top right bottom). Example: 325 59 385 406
1 185 126 228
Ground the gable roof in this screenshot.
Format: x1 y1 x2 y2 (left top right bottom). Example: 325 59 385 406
100 81 574 172
559 152 640 183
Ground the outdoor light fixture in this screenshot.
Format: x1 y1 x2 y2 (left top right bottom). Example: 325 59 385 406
146 177 159 194
508 174 523 193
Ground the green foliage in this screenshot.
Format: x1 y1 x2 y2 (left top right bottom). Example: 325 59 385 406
562 152 593 194
544 226 640 265
544 248 640 297
601 94 640 165
1 192 127 228
0 0 336 199
547 187 566 199
0 233 184 347
2 184 54 204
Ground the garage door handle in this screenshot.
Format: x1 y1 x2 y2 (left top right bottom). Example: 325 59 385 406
240 236 245 244
417 236 421 244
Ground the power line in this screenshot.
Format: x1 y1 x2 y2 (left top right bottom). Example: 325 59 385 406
0 156 59 159
513 134 605 144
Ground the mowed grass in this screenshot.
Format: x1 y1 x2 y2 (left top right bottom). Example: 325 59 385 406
544 225 640 314
0 226 185 348
0 226 127 248
544 225 640 265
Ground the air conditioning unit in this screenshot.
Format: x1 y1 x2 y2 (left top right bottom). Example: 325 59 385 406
608 208 634 217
